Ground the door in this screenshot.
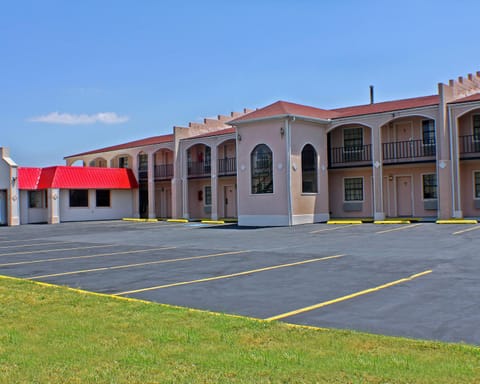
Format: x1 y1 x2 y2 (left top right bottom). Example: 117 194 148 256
0 190 6 225
395 122 413 158
396 176 413 217
224 185 236 218
165 188 172 218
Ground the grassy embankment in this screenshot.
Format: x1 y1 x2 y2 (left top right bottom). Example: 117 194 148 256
0 276 479 383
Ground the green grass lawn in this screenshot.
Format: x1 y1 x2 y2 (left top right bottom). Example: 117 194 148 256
0 276 479 383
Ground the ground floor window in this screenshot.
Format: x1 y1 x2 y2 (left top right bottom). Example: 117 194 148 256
475 172 480 198
96 190 111 207
251 144 273 194
344 177 363 201
204 185 212 206
70 190 89 207
29 190 47 208
422 174 437 199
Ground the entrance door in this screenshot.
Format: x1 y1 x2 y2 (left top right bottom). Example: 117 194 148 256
0 191 6 225
396 176 413 217
224 185 236 218
165 188 172 218
395 122 413 158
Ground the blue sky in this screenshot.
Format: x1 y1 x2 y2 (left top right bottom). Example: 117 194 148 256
2 0 480 166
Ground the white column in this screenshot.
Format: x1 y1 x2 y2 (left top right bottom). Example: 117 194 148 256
48 188 60 224
131 155 140 218
211 145 218 220
372 125 385 220
8 166 20 226
182 148 189 219
147 152 156 219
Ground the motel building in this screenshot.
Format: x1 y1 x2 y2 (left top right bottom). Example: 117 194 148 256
2 71 480 226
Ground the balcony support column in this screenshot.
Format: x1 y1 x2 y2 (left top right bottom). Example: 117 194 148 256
182 148 189 219
211 146 218 220
372 125 385 220
131 155 140 218
147 152 156 219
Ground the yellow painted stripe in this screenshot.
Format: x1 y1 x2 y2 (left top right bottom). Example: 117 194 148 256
201 220 225 224
374 220 411 224
452 225 480 235
0 244 117 257
167 219 189 223
114 254 345 296
437 219 478 224
0 246 176 267
327 220 363 225
29 250 250 279
376 223 422 234
265 270 432 321
310 224 357 234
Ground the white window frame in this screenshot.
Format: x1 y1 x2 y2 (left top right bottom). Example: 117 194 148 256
421 173 437 201
473 171 480 200
343 176 364 202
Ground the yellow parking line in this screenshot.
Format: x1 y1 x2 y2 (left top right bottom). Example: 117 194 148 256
0 244 117 257
114 254 345 296
0 247 177 267
452 225 480 235
376 223 422 234
29 250 251 279
265 270 432 321
310 224 357 234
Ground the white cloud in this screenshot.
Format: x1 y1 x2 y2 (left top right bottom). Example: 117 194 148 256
28 112 129 125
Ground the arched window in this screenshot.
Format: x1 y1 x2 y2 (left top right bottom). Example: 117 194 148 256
301 144 317 193
251 144 273 194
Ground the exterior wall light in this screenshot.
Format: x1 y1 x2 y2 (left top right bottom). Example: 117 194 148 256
280 127 285 137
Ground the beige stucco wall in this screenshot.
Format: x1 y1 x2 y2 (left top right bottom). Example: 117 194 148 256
236 119 289 226
460 160 480 217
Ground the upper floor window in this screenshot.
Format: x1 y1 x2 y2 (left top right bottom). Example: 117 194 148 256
118 156 129 169
344 177 363 202
138 154 148 171
343 127 363 149
422 174 437 199
301 144 317 193
251 144 273 194
422 120 436 145
473 115 480 140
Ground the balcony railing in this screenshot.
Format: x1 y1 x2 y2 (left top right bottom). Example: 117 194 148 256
155 164 173 180
329 145 372 167
218 157 236 176
460 135 480 157
383 139 436 163
188 161 211 177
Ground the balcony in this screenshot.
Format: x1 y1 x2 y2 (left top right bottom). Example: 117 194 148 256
460 135 480 159
155 164 173 180
218 157 236 176
188 161 211 177
138 168 148 180
329 145 372 168
382 139 436 164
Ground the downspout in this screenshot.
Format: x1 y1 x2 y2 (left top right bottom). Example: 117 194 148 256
448 106 456 218
286 117 293 226
448 106 461 217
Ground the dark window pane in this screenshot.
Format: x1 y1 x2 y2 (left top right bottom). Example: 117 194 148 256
96 190 110 207
70 190 89 207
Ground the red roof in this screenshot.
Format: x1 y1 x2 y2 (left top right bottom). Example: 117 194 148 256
186 127 236 140
65 134 174 158
18 166 138 190
332 95 440 118
229 101 336 124
449 93 480 104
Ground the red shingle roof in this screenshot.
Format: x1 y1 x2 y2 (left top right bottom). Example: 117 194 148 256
18 166 138 190
332 95 440 118
449 93 480 104
229 101 336 124
65 134 174 159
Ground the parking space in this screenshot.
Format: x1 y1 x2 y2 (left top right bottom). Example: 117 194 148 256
1 220 480 345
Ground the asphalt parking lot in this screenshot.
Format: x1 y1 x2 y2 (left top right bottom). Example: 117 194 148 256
1 220 480 345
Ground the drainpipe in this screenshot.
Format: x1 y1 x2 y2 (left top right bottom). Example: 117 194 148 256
448 107 461 218
286 117 293 226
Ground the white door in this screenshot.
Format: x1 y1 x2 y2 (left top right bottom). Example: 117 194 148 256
224 185 237 218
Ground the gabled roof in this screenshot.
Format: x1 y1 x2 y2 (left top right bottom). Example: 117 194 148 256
449 93 480 104
18 166 138 190
185 127 236 140
65 134 174 159
332 95 440 118
229 101 336 124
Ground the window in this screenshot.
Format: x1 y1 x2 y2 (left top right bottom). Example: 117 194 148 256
344 178 363 201
473 115 480 141
69 190 89 207
96 190 110 207
422 174 437 199
343 127 364 161
29 190 46 208
422 120 436 155
204 185 212 206
251 144 273 194
118 156 129 168
138 154 148 171
475 172 480 199
301 144 317 193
